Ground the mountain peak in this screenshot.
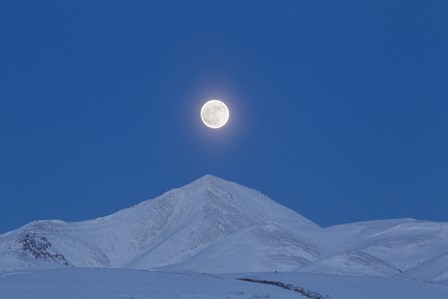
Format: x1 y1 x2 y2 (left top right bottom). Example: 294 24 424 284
190 174 230 187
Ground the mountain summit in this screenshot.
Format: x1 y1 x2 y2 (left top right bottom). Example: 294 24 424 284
1 175 447 283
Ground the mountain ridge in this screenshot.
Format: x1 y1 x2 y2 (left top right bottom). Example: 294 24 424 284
1 174 447 284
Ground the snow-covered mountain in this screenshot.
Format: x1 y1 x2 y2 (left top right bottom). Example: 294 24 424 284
0 175 321 273
1 174 447 284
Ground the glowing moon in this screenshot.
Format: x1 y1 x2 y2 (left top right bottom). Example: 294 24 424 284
200 99 229 129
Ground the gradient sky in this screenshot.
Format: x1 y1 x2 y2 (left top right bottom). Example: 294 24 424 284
1 1 447 233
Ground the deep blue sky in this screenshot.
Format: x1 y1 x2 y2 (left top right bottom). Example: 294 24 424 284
1 1 447 232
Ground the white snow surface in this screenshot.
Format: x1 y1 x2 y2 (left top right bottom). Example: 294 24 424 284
1 174 448 286
1 268 447 299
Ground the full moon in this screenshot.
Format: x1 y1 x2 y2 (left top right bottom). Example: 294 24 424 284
200 99 229 129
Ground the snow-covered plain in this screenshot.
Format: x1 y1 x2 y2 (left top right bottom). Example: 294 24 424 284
1 174 448 297
0 268 299 299
1 268 447 299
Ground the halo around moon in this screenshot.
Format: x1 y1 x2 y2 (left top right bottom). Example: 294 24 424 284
200 99 229 129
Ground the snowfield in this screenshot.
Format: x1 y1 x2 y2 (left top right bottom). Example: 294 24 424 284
0 268 447 299
1 175 448 297
0 268 299 299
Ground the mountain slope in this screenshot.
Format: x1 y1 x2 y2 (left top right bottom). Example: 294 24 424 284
297 250 401 277
159 221 321 273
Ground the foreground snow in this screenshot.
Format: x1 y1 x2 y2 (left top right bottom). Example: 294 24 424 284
244 271 448 299
0 268 447 299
